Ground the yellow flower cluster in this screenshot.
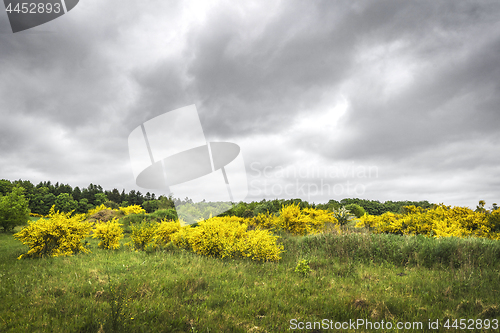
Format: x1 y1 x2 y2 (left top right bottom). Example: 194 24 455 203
14 206 92 259
119 205 146 216
87 204 112 217
153 219 183 246
86 204 146 218
188 216 249 259
169 223 192 250
250 204 337 235
238 228 284 261
127 220 158 251
356 204 500 240
188 216 284 261
131 216 284 261
92 218 124 249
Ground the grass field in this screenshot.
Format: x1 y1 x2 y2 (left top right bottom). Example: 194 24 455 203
1 223 500 332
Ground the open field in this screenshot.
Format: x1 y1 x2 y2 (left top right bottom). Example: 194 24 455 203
1 223 500 333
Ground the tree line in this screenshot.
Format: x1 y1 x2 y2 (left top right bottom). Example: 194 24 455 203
219 197 434 218
0 178 175 216
0 178 437 218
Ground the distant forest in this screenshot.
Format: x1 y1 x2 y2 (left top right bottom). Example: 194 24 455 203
0 178 433 217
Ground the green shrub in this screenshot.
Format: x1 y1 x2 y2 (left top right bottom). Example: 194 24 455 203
120 213 148 227
141 200 159 213
54 193 78 214
150 208 178 222
104 200 120 210
294 259 311 276
344 203 366 218
0 186 30 232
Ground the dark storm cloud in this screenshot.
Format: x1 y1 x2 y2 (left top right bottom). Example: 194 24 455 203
129 0 357 138
0 1 142 187
288 0 500 163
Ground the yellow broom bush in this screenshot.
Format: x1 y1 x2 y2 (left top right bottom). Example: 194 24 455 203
122 214 288 261
487 209 500 234
92 218 124 249
87 204 113 217
126 220 158 250
169 224 192 250
175 216 285 261
119 205 146 216
248 212 278 230
356 204 500 240
14 206 92 259
302 207 337 230
277 203 308 235
275 204 335 235
153 219 183 247
237 228 284 261
247 205 338 235
187 216 248 259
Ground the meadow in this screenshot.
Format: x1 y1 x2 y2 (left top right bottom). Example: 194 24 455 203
1 216 500 333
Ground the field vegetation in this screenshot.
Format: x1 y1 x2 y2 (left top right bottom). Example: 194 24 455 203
0 179 499 332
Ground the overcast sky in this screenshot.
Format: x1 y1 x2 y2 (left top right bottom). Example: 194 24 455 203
1 0 499 209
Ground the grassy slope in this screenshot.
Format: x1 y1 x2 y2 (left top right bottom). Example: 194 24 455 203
0 225 499 333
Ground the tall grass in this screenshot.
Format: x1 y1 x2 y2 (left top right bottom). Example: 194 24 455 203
287 229 500 269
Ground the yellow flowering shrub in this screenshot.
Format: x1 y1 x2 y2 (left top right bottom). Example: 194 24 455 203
249 212 279 230
237 228 284 261
125 215 285 261
92 218 124 249
277 203 307 235
379 212 405 234
14 206 92 259
126 220 158 250
355 213 380 229
356 204 498 240
275 204 335 235
188 217 248 259
431 216 469 238
87 204 112 217
487 209 500 240
181 216 284 261
303 207 337 228
399 207 434 236
153 219 183 246
170 224 192 250
119 205 146 216
247 205 338 236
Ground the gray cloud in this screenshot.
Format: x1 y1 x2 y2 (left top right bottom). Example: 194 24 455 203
0 0 498 208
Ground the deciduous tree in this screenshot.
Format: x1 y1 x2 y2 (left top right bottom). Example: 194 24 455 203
0 187 30 232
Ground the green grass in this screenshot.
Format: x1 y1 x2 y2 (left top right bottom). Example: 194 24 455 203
1 225 500 332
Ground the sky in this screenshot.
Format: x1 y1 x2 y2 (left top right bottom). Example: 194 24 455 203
0 0 499 209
